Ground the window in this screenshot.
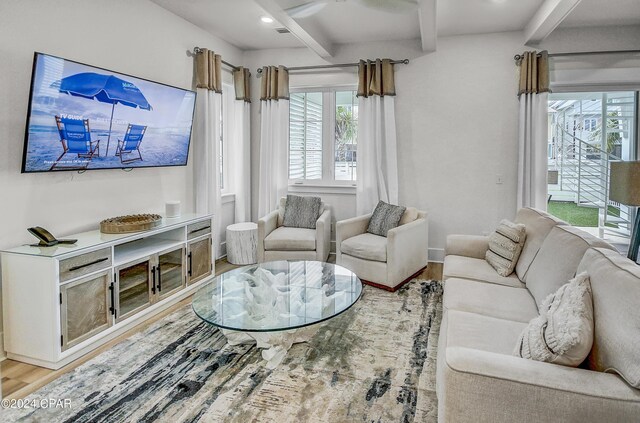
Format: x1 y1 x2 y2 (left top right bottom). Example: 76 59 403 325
220 94 224 190
547 91 637 238
290 92 323 180
289 88 358 184
335 91 358 181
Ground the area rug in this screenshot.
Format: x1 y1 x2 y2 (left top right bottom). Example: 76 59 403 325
4 279 443 423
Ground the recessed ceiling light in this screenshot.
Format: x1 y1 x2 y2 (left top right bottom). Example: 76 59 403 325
261 16 274 23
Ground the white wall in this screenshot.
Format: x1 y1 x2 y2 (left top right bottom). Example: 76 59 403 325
0 0 242 358
243 26 640 260
243 35 525 260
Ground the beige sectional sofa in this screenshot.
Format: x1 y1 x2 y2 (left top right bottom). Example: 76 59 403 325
437 207 640 422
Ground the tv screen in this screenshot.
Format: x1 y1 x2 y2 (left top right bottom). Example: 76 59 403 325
22 52 196 172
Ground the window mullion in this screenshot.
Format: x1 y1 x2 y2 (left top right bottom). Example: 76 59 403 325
322 91 333 183
303 92 307 180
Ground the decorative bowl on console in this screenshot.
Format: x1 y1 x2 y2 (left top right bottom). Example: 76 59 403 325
100 214 162 234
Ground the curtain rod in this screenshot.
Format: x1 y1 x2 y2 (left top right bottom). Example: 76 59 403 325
255 59 410 76
193 47 241 72
514 49 640 63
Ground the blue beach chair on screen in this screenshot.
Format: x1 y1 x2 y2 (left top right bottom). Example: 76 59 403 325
115 124 147 164
51 115 101 171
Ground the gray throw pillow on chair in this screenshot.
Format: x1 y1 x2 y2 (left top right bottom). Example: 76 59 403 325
282 195 322 229
367 201 406 237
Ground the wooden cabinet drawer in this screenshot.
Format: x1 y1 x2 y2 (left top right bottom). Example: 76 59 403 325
60 270 112 351
59 248 112 283
187 220 212 240
187 237 212 284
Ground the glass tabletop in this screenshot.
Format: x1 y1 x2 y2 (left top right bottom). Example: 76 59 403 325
192 260 363 332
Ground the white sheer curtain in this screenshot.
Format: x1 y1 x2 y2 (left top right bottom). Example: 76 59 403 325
516 51 550 211
258 99 289 217
517 92 548 210
356 59 399 215
356 96 399 214
257 65 290 217
193 88 222 257
226 95 251 222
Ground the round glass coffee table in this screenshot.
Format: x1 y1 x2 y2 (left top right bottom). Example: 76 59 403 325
192 260 363 368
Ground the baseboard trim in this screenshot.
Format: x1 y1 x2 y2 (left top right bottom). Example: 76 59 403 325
0 332 6 362
429 248 445 262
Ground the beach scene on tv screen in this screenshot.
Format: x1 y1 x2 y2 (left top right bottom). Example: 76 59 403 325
23 54 196 172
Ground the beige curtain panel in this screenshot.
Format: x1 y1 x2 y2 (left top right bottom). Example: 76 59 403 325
260 65 289 101
233 67 251 102
195 48 222 93
518 50 550 97
357 59 396 98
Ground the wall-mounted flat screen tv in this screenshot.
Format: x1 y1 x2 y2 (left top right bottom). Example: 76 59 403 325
22 52 196 173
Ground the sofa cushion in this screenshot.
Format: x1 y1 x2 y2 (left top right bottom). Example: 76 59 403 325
399 207 418 225
444 278 538 323
445 310 528 355
514 207 566 280
367 201 406 237
577 247 640 388
525 225 615 306
514 272 594 367
264 227 316 251
444 255 524 288
485 219 527 277
340 233 387 262
440 347 640 423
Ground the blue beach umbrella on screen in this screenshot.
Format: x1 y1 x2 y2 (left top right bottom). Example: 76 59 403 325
51 72 152 156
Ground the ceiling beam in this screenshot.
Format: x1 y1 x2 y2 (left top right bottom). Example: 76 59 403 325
418 0 437 52
255 0 334 58
524 0 582 44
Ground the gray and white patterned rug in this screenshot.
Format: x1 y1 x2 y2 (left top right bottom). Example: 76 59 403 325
4 279 442 423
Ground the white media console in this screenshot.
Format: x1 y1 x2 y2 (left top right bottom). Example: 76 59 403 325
1 214 214 369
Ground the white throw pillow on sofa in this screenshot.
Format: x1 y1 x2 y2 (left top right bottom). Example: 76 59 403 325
514 272 594 367
485 219 526 277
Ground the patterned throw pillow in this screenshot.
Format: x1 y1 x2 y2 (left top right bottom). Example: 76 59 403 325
485 219 527 277
366 201 406 237
514 272 594 367
282 195 322 229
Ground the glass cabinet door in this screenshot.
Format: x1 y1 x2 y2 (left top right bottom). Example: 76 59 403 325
157 247 185 299
187 236 212 285
116 258 152 322
60 270 112 352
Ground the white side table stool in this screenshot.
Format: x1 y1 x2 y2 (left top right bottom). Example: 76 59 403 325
226 222 258 265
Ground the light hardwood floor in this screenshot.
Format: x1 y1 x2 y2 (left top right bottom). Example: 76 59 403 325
1 258 443 399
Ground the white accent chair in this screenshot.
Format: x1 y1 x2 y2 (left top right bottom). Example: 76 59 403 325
336 208 429 291
257 197 331 262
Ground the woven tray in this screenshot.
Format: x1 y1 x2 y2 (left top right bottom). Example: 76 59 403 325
100 214 162 234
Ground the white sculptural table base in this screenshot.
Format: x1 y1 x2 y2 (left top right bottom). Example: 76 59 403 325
192 261 363 369
220 325 319 369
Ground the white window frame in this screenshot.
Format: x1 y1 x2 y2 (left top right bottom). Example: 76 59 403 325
584 117 597 132
289 85 358 188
